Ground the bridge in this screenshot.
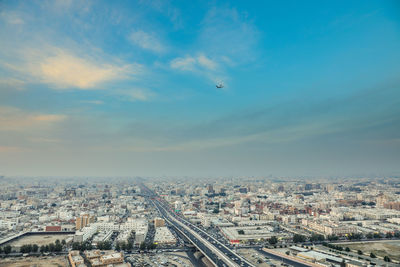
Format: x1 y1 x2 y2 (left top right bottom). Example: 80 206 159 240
141 184 255 267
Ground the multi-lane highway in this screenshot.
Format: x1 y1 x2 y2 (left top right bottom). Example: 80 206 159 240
141 184 255 267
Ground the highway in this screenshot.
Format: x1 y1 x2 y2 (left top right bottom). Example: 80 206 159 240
141 184 255 267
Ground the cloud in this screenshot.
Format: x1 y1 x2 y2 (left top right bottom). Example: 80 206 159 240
81 100 104 105
170 54 218 72
129 30 165 53
199 7 259 63
170 56 197 71
0 11 24 25
0 106 66 132
117 88 155 102
31 49 141 90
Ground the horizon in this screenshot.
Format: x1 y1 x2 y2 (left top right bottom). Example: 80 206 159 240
1 1 400 177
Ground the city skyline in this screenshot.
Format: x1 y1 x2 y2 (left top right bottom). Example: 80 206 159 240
1 0 400 177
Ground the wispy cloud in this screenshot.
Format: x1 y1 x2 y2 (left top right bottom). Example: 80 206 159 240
1 47 143 90
129 30 166 53
199 7 259 63
33 49 141 90
0 106 66 132
0 11 24 25
116 88 156 102
81 100 104 105
171 54 218 72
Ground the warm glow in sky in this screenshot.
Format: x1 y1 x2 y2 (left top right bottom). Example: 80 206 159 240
0 0 400 177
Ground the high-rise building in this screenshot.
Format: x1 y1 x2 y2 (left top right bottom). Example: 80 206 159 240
75 214 95 230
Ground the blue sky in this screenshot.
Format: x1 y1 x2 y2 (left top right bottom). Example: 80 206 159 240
0 0 399 177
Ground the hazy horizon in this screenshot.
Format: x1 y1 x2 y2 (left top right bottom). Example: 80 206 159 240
1 1 400 177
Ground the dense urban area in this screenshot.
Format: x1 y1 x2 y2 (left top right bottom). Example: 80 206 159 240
0 176 400 267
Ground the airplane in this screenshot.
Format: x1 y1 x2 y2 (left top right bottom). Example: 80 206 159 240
216 83 224 89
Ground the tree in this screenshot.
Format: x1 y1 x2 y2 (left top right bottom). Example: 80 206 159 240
357 250 362 255
373 232 381 239
115 243 121 251
366 232 373 239
345 247 350 252
54 242 63 252
32 244 39 253
127 241 133 250
327 235 338 241
140 242 146 250
385 232 393 238
384 256 391 262
310 233 325 242
72 242 81 250
293 234 306 243
238 230 245 235
285 251 290 255
61 239 66 245
4 245 12 254
269 236 278 245
40 245 46 253
0 246 2 254
49 243 55 252
370 252 376 258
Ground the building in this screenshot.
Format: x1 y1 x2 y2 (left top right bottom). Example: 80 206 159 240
154 226 176 245
85 250 125 267
68 250 87 267
154 217 165 228
45 225 61 232
76 214 95 230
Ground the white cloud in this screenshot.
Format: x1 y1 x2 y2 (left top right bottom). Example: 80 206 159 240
0 47 143 90
129 30 165 53
117 88 155 102
170 56 197 71
33 50 140 89
0 11 24 25
197 54 217 70
170 54 218 72
0 106 66 132
81 100 104 105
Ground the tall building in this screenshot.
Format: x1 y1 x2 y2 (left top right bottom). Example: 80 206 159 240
76 214 95 230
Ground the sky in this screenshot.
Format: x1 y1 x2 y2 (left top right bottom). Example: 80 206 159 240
0 0 399 177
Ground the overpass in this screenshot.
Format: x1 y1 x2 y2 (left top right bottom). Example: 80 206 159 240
141 184 255 267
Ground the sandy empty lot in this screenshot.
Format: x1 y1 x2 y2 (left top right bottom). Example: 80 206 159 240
346 241 400 261
0 256 68 267
8 234 72 246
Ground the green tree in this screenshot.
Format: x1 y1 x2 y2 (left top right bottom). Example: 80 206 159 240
285 251 290 255
40 245 46 253
32 244 39 253
293 234 306 243
345 247 350 252
238 229 245 235
384 256 391 262
327 235 338 241
357 250 362 255
61 239 66 245
370 252 376 258
48 243 55 252
4 245 12 254
366 232 373 239
386 232 393 238
0 246 2 254
72 242 81 250
115 243 121 251
54 242 63 252
139 242 146 250
269 236 278 245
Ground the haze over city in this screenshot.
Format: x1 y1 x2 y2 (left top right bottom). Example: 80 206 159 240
1 0 399 177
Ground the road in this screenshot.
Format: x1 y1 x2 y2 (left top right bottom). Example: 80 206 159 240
140 184 255 267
